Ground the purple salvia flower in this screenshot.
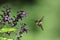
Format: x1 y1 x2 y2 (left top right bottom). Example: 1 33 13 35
4 15 9 21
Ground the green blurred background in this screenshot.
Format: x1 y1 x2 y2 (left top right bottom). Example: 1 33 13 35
0 0 60 40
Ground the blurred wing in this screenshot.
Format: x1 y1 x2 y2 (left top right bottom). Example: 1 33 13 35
35 20 38 22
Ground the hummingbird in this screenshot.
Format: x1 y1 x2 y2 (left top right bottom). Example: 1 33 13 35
35 16 44 30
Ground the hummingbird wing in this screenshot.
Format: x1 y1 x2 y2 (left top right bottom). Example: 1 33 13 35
35 20 38 23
